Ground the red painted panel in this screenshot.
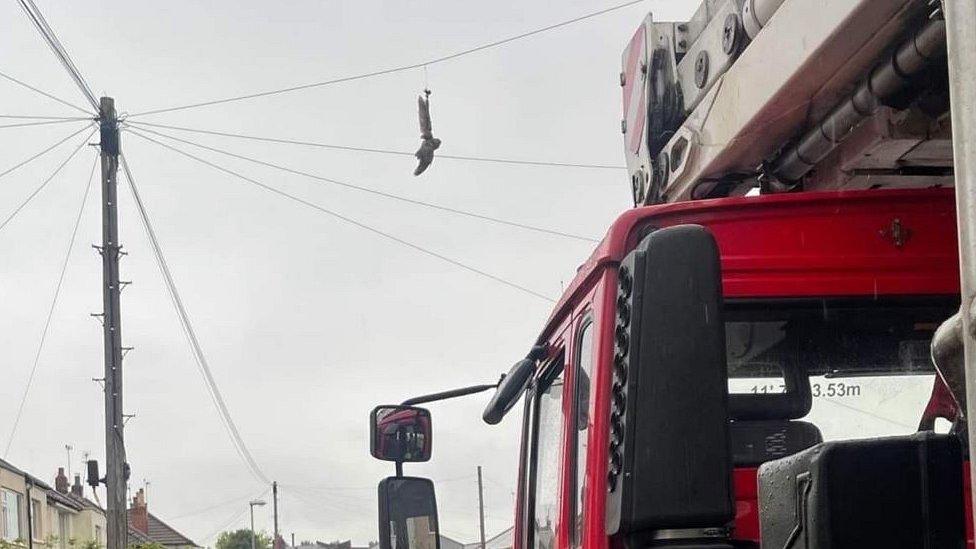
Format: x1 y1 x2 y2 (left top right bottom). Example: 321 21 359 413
528 189 963 549
544 188 959 338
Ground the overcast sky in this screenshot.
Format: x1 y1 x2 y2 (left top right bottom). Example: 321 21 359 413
0 0 698 545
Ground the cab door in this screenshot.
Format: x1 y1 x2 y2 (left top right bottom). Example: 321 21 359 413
516 323 571 549
516 295 600 549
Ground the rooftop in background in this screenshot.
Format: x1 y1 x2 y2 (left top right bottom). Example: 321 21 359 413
129 488 200 548
462 527 514 549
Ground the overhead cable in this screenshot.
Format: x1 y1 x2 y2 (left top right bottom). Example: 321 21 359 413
168 491 258 520
196 488 269 543
127 125 600 243
120 155 272 486
126 129 557 303
126 121 626 171
17 0 100 111
0 69 93 115
127 0 644 118
0 129 94 235
3 153 97 458
0 124 94 182
0 118 91 130
0 115 92 121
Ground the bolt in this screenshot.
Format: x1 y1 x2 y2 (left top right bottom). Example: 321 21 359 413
694 51 710 89
722 13 741 55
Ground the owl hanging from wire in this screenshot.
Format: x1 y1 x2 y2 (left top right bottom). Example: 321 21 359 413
414 89 441 176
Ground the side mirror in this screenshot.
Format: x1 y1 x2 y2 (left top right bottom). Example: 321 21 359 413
378 477 440 549
605 224 732 540
482 360 534 425
482 345 546 425
370 406 432 462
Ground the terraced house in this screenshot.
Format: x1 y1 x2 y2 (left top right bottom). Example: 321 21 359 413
0 459 105 549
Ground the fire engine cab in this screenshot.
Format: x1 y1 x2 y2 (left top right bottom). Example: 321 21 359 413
369 1 976 548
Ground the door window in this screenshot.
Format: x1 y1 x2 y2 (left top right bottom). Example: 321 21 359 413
530 361 565 549
572 321 594 546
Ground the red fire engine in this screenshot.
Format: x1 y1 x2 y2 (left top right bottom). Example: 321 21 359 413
370 1 976 548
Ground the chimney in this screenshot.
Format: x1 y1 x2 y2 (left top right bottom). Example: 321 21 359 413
71 474 84 498
130 488 149 534
55 467 69 494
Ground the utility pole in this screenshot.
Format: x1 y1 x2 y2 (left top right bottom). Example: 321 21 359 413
98 96 127 549
273 481 279 548
291 533 295 549
477 466 486 549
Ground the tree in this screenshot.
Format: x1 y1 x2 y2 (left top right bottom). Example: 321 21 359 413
215 530 271 549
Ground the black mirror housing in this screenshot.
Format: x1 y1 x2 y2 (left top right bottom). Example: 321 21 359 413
605 224 733 539
378 476 441 549
482 353 539 425
370 405 432 463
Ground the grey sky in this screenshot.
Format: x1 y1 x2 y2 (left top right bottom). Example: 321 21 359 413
0 0 694 545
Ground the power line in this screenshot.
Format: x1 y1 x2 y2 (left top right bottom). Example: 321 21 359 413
126 129 557 303
0 115 92 121
125 121 626 171
17 0 100 111
126 124 600 243
120 155 272 486
196 488 269 543
0 124 94 182
0 129 94 235
169 491 258 520
0 69 94 115
0 118 91 130
127 0 644 118
3 153 97 458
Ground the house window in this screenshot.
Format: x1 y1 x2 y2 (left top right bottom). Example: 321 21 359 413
1 489 23 541
31 499 42 541
58 511 70 549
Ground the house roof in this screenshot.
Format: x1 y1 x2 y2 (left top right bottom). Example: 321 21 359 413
46 489 83 512
0 457 25 475
66 492 103 512
128 512 199 547
128 526 153 545
462 527 514 549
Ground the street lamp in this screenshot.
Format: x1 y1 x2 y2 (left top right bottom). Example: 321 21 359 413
249 500 267 549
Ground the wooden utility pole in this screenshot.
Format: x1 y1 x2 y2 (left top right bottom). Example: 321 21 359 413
477 466 486 549
273 481 279 547
98 96 127 549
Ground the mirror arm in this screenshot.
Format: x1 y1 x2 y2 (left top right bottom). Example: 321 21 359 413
401 377 504 406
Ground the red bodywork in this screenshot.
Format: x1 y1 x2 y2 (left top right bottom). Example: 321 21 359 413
513 188 968 549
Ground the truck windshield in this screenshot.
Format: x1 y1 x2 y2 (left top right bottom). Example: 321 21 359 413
725 297 958 441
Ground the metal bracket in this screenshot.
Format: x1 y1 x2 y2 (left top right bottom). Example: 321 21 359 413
880 218 912 248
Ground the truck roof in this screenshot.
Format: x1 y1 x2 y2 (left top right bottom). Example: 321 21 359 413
540 188 959 344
